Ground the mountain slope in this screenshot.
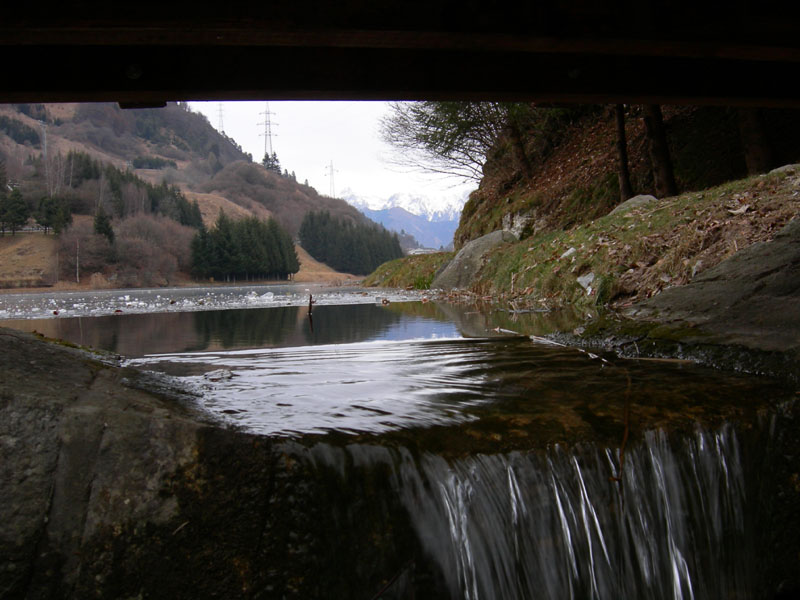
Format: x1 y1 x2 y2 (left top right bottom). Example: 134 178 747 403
345 191 466 249
0 102 378 286
199 161 365 236
2 102 370 236
357 205 457 249
456 105 800 249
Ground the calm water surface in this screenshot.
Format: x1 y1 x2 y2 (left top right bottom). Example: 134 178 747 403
2 295 791 440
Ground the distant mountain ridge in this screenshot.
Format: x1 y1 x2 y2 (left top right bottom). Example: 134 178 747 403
344 190 466 249
0 102 369 237
0 102 398 285
345 190 465 221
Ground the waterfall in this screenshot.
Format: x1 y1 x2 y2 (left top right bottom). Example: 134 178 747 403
305 414 791 600
393 425 751 599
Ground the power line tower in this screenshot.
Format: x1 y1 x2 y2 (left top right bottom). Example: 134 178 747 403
258 102 277 159
324 160 338 198
217 103 225 133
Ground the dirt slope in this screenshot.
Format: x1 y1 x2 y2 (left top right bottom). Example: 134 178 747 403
0 234 58 288
293 244 359 284
181 190 272 227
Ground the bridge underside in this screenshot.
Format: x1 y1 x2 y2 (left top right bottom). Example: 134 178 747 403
2 2 800 106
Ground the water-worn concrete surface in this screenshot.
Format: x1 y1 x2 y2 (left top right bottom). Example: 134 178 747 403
0 330 424 599
0 330 202 597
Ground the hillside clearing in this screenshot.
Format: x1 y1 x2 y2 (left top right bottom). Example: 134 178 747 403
181 190 272 227
293 245 360 284
0 233 58 288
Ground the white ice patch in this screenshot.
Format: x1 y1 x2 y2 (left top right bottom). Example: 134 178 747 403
0 284 425 320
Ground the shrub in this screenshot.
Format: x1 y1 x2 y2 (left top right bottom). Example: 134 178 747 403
132 156 178 170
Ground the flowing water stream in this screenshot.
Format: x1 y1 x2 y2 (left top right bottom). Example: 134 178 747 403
2 287 797 598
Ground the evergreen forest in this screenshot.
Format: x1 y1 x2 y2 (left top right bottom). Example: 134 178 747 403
191 212 300 281
298 210 403 275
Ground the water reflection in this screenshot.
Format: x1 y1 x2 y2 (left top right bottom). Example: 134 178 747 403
192 306 303 350
3 299 793 442
0 302 461 357
129 335 790 442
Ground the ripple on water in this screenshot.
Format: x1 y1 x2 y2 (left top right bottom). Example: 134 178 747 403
128 335 789 441
131 338 495 436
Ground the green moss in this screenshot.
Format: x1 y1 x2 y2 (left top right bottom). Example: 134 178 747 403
412 273 435 289
593 274 617 305
368 168 798 316
460 194 479 221
362 252 454 289
565 172 618 220
646 323 711 342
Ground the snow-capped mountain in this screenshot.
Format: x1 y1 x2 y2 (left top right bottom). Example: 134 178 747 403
343 190 467 250
344 190 466 223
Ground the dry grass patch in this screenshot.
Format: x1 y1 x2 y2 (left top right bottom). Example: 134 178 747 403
0 233 58 288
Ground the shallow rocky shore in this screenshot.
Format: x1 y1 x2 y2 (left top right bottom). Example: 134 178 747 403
570 217 800 381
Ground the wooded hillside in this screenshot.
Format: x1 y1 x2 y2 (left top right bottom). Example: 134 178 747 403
370 103 800 307
452 104 800 248
0 102 384 287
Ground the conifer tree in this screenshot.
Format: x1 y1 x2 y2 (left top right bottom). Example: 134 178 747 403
1 188 30 235
262 152 281 174
36 196 60 234
298 210 403 275
94 205 115 244
190 211 299 281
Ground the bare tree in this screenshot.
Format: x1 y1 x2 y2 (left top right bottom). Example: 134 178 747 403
380 101 509 182
45 151 68 198
97 172 108 212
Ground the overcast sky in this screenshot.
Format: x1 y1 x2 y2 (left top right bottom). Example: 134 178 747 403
189 101 474 207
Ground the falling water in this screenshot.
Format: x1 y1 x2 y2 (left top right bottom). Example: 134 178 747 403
393 425 753 599
308 415 788 600
7 295 793 597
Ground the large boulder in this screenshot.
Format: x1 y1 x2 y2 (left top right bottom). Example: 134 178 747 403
432 230 517 290
625 217 800 354
607 194 658 217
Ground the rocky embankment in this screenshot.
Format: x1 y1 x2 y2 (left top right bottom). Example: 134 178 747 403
379 165 800 379
434 214 800 378
550 214 800 381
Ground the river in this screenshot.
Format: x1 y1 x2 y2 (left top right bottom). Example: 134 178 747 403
1 284 797 598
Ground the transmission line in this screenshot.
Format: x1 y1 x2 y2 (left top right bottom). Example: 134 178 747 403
258 102 278 159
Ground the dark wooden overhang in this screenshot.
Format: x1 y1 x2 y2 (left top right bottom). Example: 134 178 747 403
2 2 799 106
